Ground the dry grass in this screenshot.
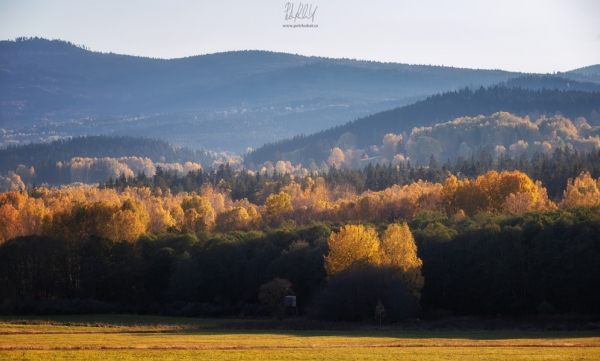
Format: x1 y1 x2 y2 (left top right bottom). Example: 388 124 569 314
2 348 600 361
0 315 599 360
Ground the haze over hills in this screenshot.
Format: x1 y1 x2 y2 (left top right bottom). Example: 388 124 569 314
567 64 600 76
2 38 599 155
245 86 600 166
0 37 527 152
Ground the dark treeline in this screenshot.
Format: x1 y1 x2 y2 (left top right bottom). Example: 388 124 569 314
0 225 330 317
245 86 600 166
413 208 600 316
107 146 600 203
2 208 600 319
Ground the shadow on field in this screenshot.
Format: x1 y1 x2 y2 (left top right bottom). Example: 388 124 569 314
2 314 600 341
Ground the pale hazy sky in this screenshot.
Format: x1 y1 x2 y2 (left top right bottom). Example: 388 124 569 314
0 0 598 73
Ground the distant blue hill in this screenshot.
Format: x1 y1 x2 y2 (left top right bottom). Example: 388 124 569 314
1 37 598 152
568 64 600 76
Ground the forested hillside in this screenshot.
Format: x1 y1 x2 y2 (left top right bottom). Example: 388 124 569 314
101 145 600 201
0 136 214 168
245 87 600 166
406 112 600 164
0 136 228 188
3 117 600 200
501 75 600 92
0 37 522 152
564 64 600 84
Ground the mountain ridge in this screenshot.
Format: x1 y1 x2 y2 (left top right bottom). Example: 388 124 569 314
0 38 519 151
2 37 599 153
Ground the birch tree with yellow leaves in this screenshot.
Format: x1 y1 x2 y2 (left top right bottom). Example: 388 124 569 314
380 223 424 299
324 224 381 275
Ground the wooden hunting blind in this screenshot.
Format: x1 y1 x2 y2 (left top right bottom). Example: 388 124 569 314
285 295 296 307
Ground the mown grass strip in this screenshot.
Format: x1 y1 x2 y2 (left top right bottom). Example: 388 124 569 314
1 329 599 350
2 347 600 361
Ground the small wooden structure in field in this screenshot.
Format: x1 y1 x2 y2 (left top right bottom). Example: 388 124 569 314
285 295 297 316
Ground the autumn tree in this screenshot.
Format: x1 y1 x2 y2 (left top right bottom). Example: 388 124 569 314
0 191 27 210
0 172 25 192
0 203 20 243
265 191 293 224
70 200 119 242
380 223 424 299
18 197 46 236
440 176 489 217
200 185 225 214
504 192 534 214
560 172 600 208
147 198 176 233
441 171 543 216
382 133 402 161
215 206 251 232
324 224 380 275
327 147 345 168
103 199 148 242
246 205 262 229
181 195 215 232
310 177 331 211
478 170 539 212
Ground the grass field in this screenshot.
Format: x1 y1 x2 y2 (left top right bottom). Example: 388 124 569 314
1 315 599 360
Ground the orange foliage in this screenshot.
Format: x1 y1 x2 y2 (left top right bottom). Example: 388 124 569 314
0 203 20 243
560 172 600 208
0 169 585 244
441 170 553 216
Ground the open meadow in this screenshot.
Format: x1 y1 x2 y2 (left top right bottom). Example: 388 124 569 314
0 315 599 360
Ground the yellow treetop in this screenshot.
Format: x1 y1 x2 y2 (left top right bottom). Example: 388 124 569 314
380 223 424 299
442 170 543 216
560 171 600 208
265 191 293 217
324 224 381 275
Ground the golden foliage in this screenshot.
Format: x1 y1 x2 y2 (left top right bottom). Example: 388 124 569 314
106 209 146 242
265 191 293 217
246 205 262 229
147 198 176 233
18 197 47 235
324 224 381 275
380 223 424 299
182 195 215 232
0 169 589 244
325 223 424 299
215 206 252 232
0 203 20 243
442 170 546 216
560 172 600 208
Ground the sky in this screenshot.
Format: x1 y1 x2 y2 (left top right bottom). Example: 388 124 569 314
0 0 599 73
